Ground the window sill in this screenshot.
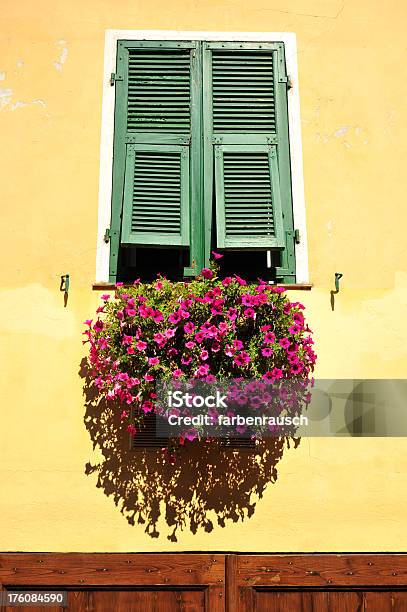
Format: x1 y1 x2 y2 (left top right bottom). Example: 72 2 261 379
92 282 313 291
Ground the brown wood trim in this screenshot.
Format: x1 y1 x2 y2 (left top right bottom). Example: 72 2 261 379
93 282 313 291
234 554 407 588
226 554 238 612
0 553 225 588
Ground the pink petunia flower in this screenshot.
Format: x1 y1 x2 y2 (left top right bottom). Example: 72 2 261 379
185 429 198 441
272 367 283 379
233 351 251 367
164 328 176 338
136 341 147 351
196 364 209 377
195 331 205 343
201 268 214 279
261 347 273 357
211 251 223 260
293 312 304 325
241 294 254 306
234 275 247 286
225 345 234 357
148 357 160 366
153 310 163 323
211 341 221 353
279 338 290 349
270 286 286 293
142 401 154 413
184 322 196 334
168 312 182 324
264 332 276 344
244 308 256 319
172 369 183 378
185 341 195 350
226 308 237 321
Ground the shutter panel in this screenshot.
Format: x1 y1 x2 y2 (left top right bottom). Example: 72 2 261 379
126 47 191 134
110 42 200 259
121 144 190 246
203 42 295 264
215 145 284 248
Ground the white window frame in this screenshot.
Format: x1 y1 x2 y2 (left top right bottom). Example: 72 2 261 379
96 29 309 284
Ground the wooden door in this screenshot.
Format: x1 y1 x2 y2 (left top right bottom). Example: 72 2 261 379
226 554 407 611
0 553 224 611
2 553 407 611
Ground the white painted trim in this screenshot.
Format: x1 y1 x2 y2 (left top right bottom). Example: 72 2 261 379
96 30 309 283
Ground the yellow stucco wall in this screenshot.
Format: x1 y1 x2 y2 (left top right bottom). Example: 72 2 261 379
1 0 407 551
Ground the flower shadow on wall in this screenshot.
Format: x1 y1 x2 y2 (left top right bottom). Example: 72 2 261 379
81 359 299 542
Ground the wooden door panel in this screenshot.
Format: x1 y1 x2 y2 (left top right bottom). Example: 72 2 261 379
0 590 206 612
251 590 363 611
72 589 205 611
363 591 407 611
0 554 224 612
227 555 407 612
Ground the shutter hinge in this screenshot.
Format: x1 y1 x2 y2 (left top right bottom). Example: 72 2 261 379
104 228 111 243
110 72 123 86
279 75 293 89
294 229 300 244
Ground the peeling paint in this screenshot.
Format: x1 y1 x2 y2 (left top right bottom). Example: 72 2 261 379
0 71 5 81
53 40 69 71
316 125 369 147
327 220 333 237
334 125 351 138
0 88 47 113
0 87 12 108
16 60 24 68
10 99 46 111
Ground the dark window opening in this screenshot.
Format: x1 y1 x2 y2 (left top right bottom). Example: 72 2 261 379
117 246 190 283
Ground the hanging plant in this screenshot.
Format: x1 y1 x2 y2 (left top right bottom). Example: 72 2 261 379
83 258 317 455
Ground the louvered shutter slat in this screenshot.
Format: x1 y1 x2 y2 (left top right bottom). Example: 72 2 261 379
119 44 195 248
203 42 292 255
212 49 276 133
127 48 191 133
121 146 190 246
215 146 284 248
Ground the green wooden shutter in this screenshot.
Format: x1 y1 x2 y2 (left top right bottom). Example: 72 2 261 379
109 41 203 279
121 144 190 246
203 42 296 277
